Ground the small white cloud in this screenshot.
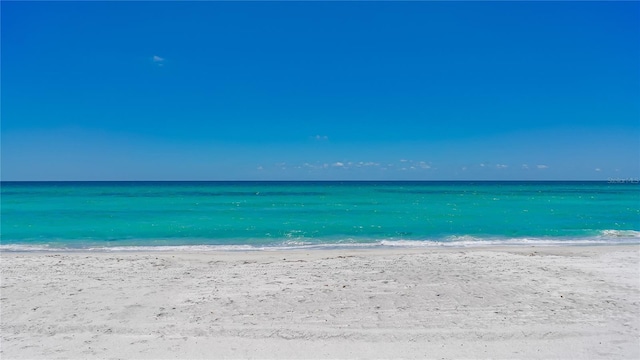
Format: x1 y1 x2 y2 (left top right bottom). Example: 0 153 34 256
152 55 165 67
302 161 350 169
257 166 264 170
496 164 508 169
479 163 486 167
522 164 529 170
417 161 431 169
313 135 328 141
537 164 548 169
399 159 409 163
595 168 601 172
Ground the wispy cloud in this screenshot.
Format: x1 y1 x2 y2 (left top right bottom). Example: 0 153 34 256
270 159 434 173
537 164 548 169
356 161 379 168
496 164 508 169
595 168 602 172
522 164 529 170
302 163 329 170
152 55 165 67
312 135 328 141
395 159 431 170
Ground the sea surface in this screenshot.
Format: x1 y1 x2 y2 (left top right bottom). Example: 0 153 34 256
1 181 639 251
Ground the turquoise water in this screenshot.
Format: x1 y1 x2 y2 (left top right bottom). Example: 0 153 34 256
1 181 639 250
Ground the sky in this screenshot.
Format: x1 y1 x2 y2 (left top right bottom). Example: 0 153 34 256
2 1 639 181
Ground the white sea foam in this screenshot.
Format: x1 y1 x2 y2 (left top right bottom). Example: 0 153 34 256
0 244 257 252
0 244 62 252
599 230 640 238
1 230 638 252
379 238 639 248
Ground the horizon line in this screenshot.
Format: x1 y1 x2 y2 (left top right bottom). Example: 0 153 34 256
2 179 637 183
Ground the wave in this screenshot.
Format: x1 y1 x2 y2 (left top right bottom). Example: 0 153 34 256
1 230 638 252
378 230 640 248
0 242 377 252
598 230 640 238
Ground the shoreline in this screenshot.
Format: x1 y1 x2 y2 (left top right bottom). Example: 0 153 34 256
2 245 639 359
1 235 639 253
1 242 639 253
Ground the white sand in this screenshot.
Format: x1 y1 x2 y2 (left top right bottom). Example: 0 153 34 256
1 245 639 359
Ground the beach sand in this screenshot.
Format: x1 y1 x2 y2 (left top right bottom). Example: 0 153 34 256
1 245 638 359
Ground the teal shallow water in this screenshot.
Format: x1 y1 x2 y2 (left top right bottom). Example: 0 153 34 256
1 181 639 250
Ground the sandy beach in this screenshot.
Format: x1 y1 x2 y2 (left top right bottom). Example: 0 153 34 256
1 245 638 359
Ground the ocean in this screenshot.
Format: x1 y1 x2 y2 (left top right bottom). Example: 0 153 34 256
1 181 638 251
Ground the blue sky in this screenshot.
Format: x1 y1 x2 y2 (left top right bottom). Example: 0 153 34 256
2 1 639 181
